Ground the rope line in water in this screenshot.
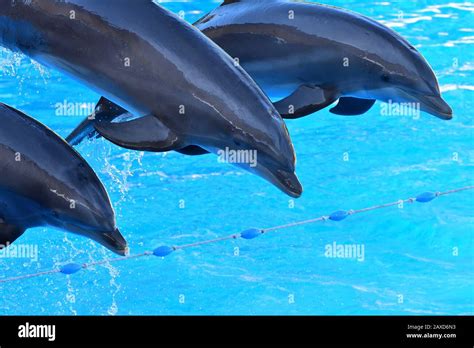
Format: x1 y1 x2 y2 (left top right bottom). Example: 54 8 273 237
1 185 472 284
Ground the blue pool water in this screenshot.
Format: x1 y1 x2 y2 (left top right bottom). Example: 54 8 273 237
0 0 473 315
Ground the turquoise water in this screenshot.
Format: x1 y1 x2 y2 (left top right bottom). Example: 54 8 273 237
0 0 473 315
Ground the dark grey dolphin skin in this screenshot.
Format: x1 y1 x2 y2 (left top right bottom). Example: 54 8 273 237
67 0 452 151
194 0 452 120
0 0 302 197
0 103 128 255
67 98 210 156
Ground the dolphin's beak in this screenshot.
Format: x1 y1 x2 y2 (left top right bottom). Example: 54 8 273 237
207 145 303 197
100 228 129 256
255 163 303 198
416 94 453 120
274 169 303 198
63 222 129 255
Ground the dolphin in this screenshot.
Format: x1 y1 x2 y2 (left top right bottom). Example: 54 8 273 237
0 0 302 197
0 103 128 255
194 0 452 120
66 0 452 151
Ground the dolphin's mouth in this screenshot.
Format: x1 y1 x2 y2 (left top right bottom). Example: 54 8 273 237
115 246 129 256
384 88 453 120
64 222 129 255
100 228 129 256
255 163 302 198
206 145 302 197
273 169 303 198
416 94 453 120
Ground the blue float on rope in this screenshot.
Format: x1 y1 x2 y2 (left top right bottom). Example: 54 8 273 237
240 228 262 240
329 210 349 221
60 263 82 275
416 192 438 203
153 246 174 257
0 186 471 284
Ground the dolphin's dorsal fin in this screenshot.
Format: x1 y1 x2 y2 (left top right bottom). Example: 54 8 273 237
274 85 339 119
66 97 130 146
0 222 26 247
330 97 376 116
94 115 185 152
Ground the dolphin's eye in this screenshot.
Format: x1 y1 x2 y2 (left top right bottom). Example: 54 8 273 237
382 73 391 82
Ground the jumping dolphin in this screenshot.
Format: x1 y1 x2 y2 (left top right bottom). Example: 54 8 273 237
66 0 452 151
194 0 452 119
0 0 302 197
0 103 128 255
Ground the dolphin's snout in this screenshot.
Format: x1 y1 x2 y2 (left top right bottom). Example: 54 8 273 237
275 169 303 198
418 94 453 120
100 228 129 256
252 153 303 197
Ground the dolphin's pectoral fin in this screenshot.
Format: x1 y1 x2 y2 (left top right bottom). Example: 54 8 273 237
176 145 210 156
0 221 25 247
274 85 338 119
329 97 376 116
94 115 184 152
66 97 129 146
